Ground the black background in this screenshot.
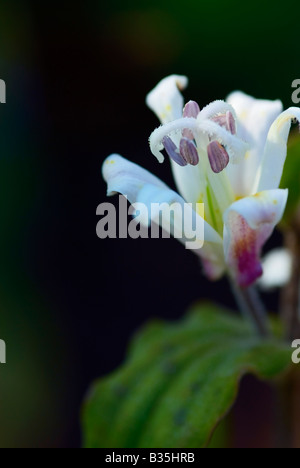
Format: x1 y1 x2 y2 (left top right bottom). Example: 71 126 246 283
0 0 292 447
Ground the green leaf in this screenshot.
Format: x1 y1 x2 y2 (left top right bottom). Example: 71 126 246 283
82 303 291 448
280 132 300 224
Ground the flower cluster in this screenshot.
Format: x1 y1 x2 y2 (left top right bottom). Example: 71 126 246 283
103 75 300 287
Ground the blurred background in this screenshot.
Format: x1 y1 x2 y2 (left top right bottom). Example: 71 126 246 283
0 0 298 447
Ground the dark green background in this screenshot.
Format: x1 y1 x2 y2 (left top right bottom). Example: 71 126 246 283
0 0 298 447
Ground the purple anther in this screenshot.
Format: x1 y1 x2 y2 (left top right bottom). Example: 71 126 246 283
182 101 200 140
211 111 236 135
183 101 201 119
162 136 187 167
179 138 199 166
207 141 230 174
226 111 236 135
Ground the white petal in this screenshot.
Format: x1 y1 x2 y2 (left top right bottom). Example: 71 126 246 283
227 91 283 147
170 162 205 205
136 183 222 245
223 189 288 287
103 155 226 281
259 248 292 290
137 183 226 279
146 75 188 124
226 91 283 196
257 107 300 191
102 154 222 244
102 154 167 201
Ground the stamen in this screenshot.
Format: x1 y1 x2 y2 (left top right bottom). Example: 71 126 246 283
226 111 236 135
183 101 201 118
211 111 236 135
162 136 187 167
207 141 230 173
183 101 200 139
179 138 199 166
211 115 226 127
149 117 247 164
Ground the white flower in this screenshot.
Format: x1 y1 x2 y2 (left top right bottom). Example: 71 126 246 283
259 249 293 290
103 75 300 287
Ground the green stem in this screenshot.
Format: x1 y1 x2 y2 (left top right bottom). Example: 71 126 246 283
280 219 300 341
278 210 300 448
230 279 270 337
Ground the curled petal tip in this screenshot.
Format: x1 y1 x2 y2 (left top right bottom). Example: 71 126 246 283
146 75 189 124
257 106 300 191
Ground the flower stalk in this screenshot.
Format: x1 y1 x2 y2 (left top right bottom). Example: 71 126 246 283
230 279 270 337
280 207 300 341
